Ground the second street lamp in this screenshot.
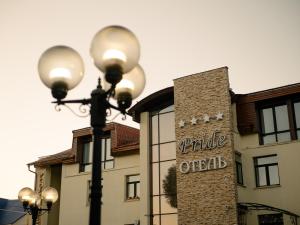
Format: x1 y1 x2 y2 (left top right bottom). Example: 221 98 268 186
37 25 145 225
18 187 59 225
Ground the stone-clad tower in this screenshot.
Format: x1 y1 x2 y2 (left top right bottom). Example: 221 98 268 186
174 67 238 225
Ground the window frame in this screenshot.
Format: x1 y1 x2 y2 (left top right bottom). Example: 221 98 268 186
79 136 93 173
126 174 140 200
257 96 300 145
258 213 283 225
149 104 178 225
79 135 114 173
254 155 280 187
235 152 244 185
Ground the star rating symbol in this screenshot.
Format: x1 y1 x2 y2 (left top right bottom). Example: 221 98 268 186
179 120 185 128
190 117 197 125
216 112 223 120
203 114 210 123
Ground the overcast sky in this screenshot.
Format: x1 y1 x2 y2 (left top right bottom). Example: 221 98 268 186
1 0 299 199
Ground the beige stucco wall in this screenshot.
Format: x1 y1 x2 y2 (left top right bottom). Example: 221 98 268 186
11 215 32 225
232 104 300 225
58 153 141 225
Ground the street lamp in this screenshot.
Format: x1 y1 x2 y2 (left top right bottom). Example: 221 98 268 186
18 187 59 225
37 25 145 225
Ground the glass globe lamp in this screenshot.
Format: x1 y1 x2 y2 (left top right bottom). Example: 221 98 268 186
90 26 140 84
42 187 59 208
29 192 41 207
18 187 34 206
115 65 145 99
38 45 85 100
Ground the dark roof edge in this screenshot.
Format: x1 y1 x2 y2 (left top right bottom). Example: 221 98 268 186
128 86 174 123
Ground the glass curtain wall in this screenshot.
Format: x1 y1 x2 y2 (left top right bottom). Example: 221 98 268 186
150 105 177 225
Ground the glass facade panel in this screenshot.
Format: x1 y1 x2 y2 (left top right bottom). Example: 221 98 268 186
160 143 176 161
160 195 177 214
152 163 159 195
159 112 175 143
152 196 160 214
275 105 289 131
159 105 174 114
161 214 178 225
262 108 275 133
160 161 176 194
150 105 177 225
152 145 159 163
153 216 160 225
152 116 159 144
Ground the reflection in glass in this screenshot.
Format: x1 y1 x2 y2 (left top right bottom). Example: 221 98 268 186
160 142 176 161
263 135 276 144
161 214 178 225
269 165 279 185
159 105 174 114
152 163 159 195
160 161 176 194
257 156 277 165
277 132 291 142
160 195 177 214
162 165 177 208
258 167 267 186
159 112 175 143
150 105 177 225
153 215 160 225
275 105 289 131
262 108 275 133
295 102 300 128
152 145 159 162
152 115 158 144
152 196 160 214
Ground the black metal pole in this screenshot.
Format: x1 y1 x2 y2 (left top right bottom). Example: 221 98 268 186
31 206 38 225
89 85 107 225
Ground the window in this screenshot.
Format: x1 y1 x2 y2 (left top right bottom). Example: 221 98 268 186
294 102 300 138
79 137 114 172
258 98 300 145
260 104 291 144
150 105 177 225
258 213 283 225
101 138 114 169
235 153 243 185
126 175 140 200
80 139 93 172
254 155 279 187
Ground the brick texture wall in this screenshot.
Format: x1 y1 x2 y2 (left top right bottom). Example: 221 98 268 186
174 67 238 225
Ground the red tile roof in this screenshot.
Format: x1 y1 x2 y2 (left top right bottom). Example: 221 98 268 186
30 122 139 167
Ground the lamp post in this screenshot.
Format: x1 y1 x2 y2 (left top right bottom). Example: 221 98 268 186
37 26 145 225
18 187 59 225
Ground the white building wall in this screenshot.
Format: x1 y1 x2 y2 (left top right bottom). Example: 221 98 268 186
58 152 140 225
232 104 300 225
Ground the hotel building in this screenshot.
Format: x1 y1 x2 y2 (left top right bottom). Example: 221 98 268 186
29 67 300 225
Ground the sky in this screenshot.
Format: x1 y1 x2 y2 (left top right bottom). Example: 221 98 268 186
0 0 299 199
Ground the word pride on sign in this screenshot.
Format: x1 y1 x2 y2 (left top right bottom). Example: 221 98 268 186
179 156 227 174
179 130 226 154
